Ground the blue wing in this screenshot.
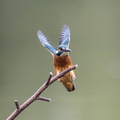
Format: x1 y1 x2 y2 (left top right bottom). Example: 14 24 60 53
37 30 57 55
59 24 70 47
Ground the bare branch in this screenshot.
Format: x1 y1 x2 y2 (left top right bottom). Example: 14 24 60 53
6 65 78 120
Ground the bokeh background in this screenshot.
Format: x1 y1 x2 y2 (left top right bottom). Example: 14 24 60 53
1 0 120 120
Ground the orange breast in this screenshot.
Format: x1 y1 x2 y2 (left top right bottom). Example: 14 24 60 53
54 55 73 73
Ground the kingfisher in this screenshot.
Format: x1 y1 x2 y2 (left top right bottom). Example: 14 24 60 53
37 25 76 92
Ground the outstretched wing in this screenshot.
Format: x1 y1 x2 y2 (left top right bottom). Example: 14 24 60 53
37 30 56 55
59 24 70 47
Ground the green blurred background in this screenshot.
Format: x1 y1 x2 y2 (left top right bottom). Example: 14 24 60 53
1 0 120 120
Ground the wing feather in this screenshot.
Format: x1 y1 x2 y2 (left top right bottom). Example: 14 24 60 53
59 24 70 47
37 30 56 55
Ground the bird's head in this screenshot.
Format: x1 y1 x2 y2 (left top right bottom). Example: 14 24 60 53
55 45 71 56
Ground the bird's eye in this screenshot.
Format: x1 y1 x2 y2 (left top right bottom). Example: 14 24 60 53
60 48 62 50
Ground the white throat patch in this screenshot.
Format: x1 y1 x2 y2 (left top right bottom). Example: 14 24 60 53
60 52 69 56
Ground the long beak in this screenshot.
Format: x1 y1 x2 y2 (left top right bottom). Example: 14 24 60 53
62 48 71 52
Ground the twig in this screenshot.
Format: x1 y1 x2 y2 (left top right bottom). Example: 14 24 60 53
36 96 51 102
46 72 52 86
14 100 20 110
6 65 78 120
